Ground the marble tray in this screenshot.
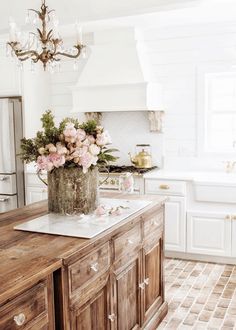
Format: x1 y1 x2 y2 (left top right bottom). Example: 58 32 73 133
14 198 152 239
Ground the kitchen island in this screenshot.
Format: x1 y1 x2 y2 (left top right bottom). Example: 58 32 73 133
0 193 168 329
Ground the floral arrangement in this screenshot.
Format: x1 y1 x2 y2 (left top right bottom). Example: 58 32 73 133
20 110 118 173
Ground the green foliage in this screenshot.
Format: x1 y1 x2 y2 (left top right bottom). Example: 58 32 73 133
20 138 39 163
59 117 80 133
20 110 119 168
97 147 119 166
79 120 98 135
41 110 55 131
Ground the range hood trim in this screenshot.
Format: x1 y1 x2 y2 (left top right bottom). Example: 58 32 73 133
71 81 164 113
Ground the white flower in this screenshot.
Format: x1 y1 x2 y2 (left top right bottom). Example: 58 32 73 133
89 144 100 156
46 143 57 153
38 147 46 155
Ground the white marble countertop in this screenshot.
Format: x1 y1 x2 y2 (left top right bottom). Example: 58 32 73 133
144 170 236 185
25 164 236 185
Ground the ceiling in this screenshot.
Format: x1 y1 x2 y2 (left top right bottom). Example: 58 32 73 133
1 0 236 36
0 0 200 33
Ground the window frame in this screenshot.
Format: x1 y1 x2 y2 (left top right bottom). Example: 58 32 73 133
197 64 236 158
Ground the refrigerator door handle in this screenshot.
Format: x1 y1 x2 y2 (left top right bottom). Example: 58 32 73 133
0 197 9 202
0 176 8 181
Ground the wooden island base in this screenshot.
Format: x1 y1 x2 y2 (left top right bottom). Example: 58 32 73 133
0 193 168 329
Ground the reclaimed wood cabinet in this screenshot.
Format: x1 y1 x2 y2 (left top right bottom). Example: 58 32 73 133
62 203 167 330
0 194 167 330
0 276 55 330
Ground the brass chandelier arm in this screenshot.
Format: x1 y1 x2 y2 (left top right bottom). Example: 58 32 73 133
54 45 85 59
8 43 39 61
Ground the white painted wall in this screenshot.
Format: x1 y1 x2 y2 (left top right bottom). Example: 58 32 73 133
143 22 236 170
22 63 51 138
0 38 51 139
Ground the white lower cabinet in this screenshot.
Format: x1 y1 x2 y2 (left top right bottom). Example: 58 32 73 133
165 196 186 252
232 220 236 257
187 212 231 257
145 179 187 253
25 173 48 205
26 186 48 204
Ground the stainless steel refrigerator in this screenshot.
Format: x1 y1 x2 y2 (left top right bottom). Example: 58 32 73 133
0 97 25 213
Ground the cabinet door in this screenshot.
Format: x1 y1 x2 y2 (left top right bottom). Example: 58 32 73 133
187 212 231 257
26 186 47 204
74 285 110 330
232 219 236 257
112 256 142 330
142 237 164 324
165 196 186 252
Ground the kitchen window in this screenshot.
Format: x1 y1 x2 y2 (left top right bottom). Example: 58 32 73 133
204 72 236 153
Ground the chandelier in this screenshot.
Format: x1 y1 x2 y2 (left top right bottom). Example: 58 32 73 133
7 0 85 71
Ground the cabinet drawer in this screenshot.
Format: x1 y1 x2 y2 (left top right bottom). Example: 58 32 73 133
69 242 110 295
145 179 186 196
0 282 48 330
113 224 141 261
143 209 163 242
0 195 17 212
0 174 16 194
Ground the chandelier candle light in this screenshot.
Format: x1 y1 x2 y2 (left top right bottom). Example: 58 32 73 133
7 0 85 71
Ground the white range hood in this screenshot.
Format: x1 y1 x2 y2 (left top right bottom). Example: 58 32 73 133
71 28 164 113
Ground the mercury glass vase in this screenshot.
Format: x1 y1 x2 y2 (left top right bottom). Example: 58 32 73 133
47 166 98 215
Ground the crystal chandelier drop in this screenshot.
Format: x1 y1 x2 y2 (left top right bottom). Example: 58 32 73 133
7 0 85 71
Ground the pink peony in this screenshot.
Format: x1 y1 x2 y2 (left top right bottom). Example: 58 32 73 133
82 138 90 146
48 153 65 168
37 155 54 172
88 135 95 144
96 131 112 146
63 123 77 143
95 205 106 216
77 128 86 141
56 142 67 155
37 155 48 171
79 152 93 173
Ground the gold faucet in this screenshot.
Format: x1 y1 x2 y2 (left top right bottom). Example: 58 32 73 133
224 161 236 173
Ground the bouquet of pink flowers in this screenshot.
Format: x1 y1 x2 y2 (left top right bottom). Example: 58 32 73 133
20 111 118 173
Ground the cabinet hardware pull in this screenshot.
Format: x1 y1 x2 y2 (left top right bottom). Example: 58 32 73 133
0 198 9 202
139 282 145 290
225 215 231 220
127 239 134 245
13 313 26 326
144 278 150 286
90 262 99 272
108 314 116 322
0 176 8 181
159 184 170 190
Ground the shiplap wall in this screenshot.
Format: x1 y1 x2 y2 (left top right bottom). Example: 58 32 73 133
144 22 236 169
50 22 236 169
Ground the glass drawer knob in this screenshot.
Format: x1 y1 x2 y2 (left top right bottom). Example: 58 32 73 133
108 314 116 322
14 313 26 326
90 262 99 272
